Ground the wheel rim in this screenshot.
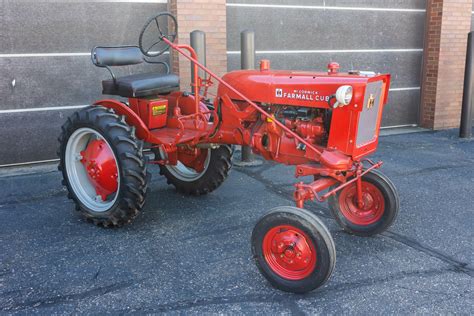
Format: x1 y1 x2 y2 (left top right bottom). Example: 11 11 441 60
262 225 317 280
338 181 385 226
65 128 120 212
162 148 211 181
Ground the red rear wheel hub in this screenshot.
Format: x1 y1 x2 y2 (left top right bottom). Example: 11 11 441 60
338 181 385 226
80 139 118 201
176 147 208 172
262 225 317 280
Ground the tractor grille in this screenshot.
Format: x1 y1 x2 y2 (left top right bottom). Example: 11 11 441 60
356 80 384 147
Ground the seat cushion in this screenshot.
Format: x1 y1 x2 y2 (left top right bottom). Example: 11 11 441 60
102 72 180 98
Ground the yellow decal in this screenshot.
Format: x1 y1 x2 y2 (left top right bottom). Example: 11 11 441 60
367 94 375 109
152 105 167 116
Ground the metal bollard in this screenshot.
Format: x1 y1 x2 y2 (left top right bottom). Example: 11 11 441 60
460 32 473 138
241 30 256 162
190 30 206 95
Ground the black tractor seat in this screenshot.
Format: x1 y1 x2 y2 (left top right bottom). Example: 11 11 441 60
102 72 179 98
91 45 179 98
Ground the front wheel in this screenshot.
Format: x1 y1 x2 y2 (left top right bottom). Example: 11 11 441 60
251 207 336 293
328 170 399 237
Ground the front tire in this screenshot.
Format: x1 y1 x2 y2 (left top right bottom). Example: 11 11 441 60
328 170 399 237
252 207 336 294
159 145 232 195
58 106 148 227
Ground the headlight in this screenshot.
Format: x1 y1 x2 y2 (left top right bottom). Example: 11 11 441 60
334 85 353 108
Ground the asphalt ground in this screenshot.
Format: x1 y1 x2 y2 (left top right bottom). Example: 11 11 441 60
0 129 473 314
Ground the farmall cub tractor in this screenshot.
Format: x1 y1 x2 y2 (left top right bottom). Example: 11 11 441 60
58 13 399 293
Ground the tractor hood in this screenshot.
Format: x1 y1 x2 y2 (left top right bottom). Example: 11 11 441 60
218 69 389 109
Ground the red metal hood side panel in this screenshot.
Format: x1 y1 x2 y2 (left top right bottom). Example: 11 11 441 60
218 70 372 109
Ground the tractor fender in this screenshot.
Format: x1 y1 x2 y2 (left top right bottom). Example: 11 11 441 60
93 99 152 141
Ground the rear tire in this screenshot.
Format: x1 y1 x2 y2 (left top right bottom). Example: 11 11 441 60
58 106 148 227
328 170 399 236
251 207 336 293
159 145 232 195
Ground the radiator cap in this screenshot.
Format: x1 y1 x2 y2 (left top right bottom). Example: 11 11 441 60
328 62 340 74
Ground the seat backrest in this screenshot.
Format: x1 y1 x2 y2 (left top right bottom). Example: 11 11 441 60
91 46 143 67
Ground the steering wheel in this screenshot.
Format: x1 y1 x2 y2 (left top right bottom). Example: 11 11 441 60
139 12 178 57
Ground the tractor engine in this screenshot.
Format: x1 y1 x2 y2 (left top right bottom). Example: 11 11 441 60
252 104 329 165
217 60 391 163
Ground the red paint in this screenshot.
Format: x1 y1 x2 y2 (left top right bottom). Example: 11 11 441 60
176 147 208 172
260 59 271 71
262 225 317 280
218 70 370 109
338 181 385 225
293 161 382 208
134 98 168 129
161 36 325 158
327 75 391 160
92 33 391 210
294 177 339 209
94 99 152 142
328 62 340 74
167 43 206 113
80 139 118 200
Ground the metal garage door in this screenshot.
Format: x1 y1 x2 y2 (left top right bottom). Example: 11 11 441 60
0 0 169 166
226 0 426 128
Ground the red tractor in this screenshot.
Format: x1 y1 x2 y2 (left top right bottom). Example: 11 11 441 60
58 13 399 293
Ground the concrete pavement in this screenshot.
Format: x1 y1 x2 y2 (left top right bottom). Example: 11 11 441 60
0 129 473 314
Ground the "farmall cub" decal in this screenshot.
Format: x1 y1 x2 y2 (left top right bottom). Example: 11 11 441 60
275 88 330 102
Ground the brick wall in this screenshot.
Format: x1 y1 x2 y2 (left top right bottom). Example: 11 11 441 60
170 0 471 130
420 0 473 129
168 0 227 94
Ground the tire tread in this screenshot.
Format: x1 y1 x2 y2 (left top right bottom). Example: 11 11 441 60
159 146 232 196
58 105 149 227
